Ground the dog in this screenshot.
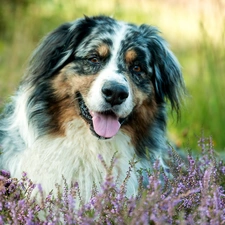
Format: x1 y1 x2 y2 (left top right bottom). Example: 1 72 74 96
0 16 185 202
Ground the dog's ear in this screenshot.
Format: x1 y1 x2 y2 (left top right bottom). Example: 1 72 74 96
152 46 185 113
27 17 93 84
140 25 185 113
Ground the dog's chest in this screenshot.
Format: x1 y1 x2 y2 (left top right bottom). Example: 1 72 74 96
14 120 146 202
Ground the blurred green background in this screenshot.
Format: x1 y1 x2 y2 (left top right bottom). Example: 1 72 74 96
0 0 224 152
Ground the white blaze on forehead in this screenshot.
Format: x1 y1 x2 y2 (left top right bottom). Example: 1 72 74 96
97 23 128 84
86 22 134 119
111 22 128 66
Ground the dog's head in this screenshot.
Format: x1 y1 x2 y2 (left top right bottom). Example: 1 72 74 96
27 16 185 142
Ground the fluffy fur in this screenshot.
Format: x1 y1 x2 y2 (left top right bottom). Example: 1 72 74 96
0 16 185 202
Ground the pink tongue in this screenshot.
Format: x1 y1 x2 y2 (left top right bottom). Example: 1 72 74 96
91 112 121 138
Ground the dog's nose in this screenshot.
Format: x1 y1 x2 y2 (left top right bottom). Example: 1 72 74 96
102 81 129 106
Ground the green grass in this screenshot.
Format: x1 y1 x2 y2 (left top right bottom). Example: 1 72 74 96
169 15 225 151
0 0 224 151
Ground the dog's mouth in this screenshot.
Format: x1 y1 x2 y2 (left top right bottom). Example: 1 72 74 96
77 92 126 139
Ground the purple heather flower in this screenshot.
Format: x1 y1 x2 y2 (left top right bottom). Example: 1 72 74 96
0 216 4 225
222 166 225 174
0 170 10 178
0 136 225 224
22 171 27 177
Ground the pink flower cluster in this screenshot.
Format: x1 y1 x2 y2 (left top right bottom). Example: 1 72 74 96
0 136 225 224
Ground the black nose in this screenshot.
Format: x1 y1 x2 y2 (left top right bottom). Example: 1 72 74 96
102 81 129 106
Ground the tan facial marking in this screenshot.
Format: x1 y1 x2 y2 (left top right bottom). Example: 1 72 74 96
49 63 97 135
125 50 137 64
122 80 157 151
97 44 109 58
122 96 158 150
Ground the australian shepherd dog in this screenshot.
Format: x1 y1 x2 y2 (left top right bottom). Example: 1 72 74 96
0 16 185 202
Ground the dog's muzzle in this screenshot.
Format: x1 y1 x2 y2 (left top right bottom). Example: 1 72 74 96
77 81 129 139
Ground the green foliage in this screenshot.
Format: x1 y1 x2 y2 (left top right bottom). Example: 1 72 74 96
170 11 225 151
0 0 224 151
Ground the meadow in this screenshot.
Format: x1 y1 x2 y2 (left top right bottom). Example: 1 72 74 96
0 0 225 224
0 0 224 152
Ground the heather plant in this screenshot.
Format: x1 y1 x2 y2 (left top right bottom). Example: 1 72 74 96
0 136 225 224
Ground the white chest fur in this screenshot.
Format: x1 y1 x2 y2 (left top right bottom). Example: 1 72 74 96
11 120 149 203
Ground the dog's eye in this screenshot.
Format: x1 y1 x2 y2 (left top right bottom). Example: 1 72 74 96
133 65 142 73
88 56 100 64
